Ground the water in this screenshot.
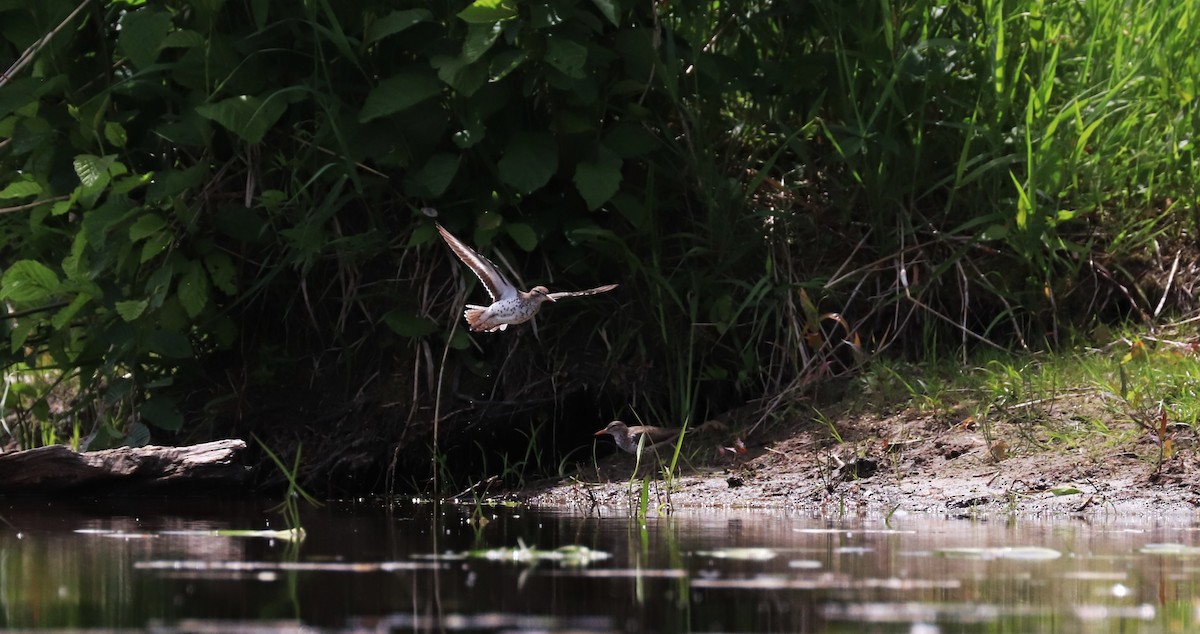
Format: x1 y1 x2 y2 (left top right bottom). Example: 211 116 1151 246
1 497 1197 632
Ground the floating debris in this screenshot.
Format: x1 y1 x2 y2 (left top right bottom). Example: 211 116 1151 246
465 539 611 566
1139 543 1200 556
695 547 778 561
935 547 1062 561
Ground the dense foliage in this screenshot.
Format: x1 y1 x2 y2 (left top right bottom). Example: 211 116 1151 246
1 0 1195 490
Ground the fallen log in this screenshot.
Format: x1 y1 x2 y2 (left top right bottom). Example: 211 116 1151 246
0 439 249 494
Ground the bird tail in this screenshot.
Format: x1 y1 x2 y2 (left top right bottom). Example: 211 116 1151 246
463 306 487 331
464 305 509 332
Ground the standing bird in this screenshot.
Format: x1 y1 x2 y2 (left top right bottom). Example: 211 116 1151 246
594 420 681 454
436 224 618 332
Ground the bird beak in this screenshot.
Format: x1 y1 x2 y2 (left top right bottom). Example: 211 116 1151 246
545 295 557 302
593 429 608 437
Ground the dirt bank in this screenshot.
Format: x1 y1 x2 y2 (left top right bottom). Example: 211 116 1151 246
512 405 1200 517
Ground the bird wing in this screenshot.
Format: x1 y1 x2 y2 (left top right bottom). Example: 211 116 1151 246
437 224 518 301
545 283 619 301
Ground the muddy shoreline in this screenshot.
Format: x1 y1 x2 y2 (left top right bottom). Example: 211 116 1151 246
510 410 1200 517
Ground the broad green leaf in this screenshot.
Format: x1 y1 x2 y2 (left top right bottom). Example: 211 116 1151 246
452 112 486 148
145 329 192 359
73 154 116 188
1 260 61 303
545 35 588 78
383 311 438 337
178 261 210 318
61 231 89 280
124 421 151 447
980 224 1008 240
50 293 91 330
141 231 173 262
9 319 35 353
433 55 487 96
505 223 538 251
161 29 205 48
413 152 461 197
499 132 558 194
0 77 40 120
204 252 237 295
458 0 518 23
119 8 172 69
365 9 432 44
358 70 443 122
145 262 175 309
129 213 167 242
0 180 41 199
140 397 184 431
489 49 527 81
147 165 207 201
113 173 154 195
115 299 150 321
104 122 128 147
589 0 619 26
196 95 287 144
574 150 623 210
463 21 503 63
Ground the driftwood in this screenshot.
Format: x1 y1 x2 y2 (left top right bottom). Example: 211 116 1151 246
0 439 248 494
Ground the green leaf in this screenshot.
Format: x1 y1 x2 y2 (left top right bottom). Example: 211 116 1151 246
140 397 184 431
498 132 558 194
145 329 192 359
545 35 588 78
161 29 205 48
489 49 527 81
458 0 518 23
433 55 487 96
145 262 175 309
129 213 167 242
113 173 154 195
980 224 1009 240
104 122 128 148
73 154 116 188
0 180 41 199
115 299 150 321
358 70 443 122
505 223 538 251
178 261 210 318
124 421 151 447
589 0 620 26
119 8 172 69
383 311 438 338
204 252 238 295
147 165 206 201
196 95 287 144
61 231 89 280
141 231 173 263
50 293 91 330
463 21 503 63
1 260 61 303
412 152 461 197
574 150 623 210
365 9 432 44
9 319 35 353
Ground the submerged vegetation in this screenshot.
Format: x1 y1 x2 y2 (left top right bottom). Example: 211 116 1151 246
0 0 1196 493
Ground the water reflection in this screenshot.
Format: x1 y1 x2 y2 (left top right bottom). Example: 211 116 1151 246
0 497 1196 632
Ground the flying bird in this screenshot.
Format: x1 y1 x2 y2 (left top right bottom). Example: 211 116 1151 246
436 223 618 332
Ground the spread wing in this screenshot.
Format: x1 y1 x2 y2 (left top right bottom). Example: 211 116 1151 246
437 224 518 301
545 283 619 301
